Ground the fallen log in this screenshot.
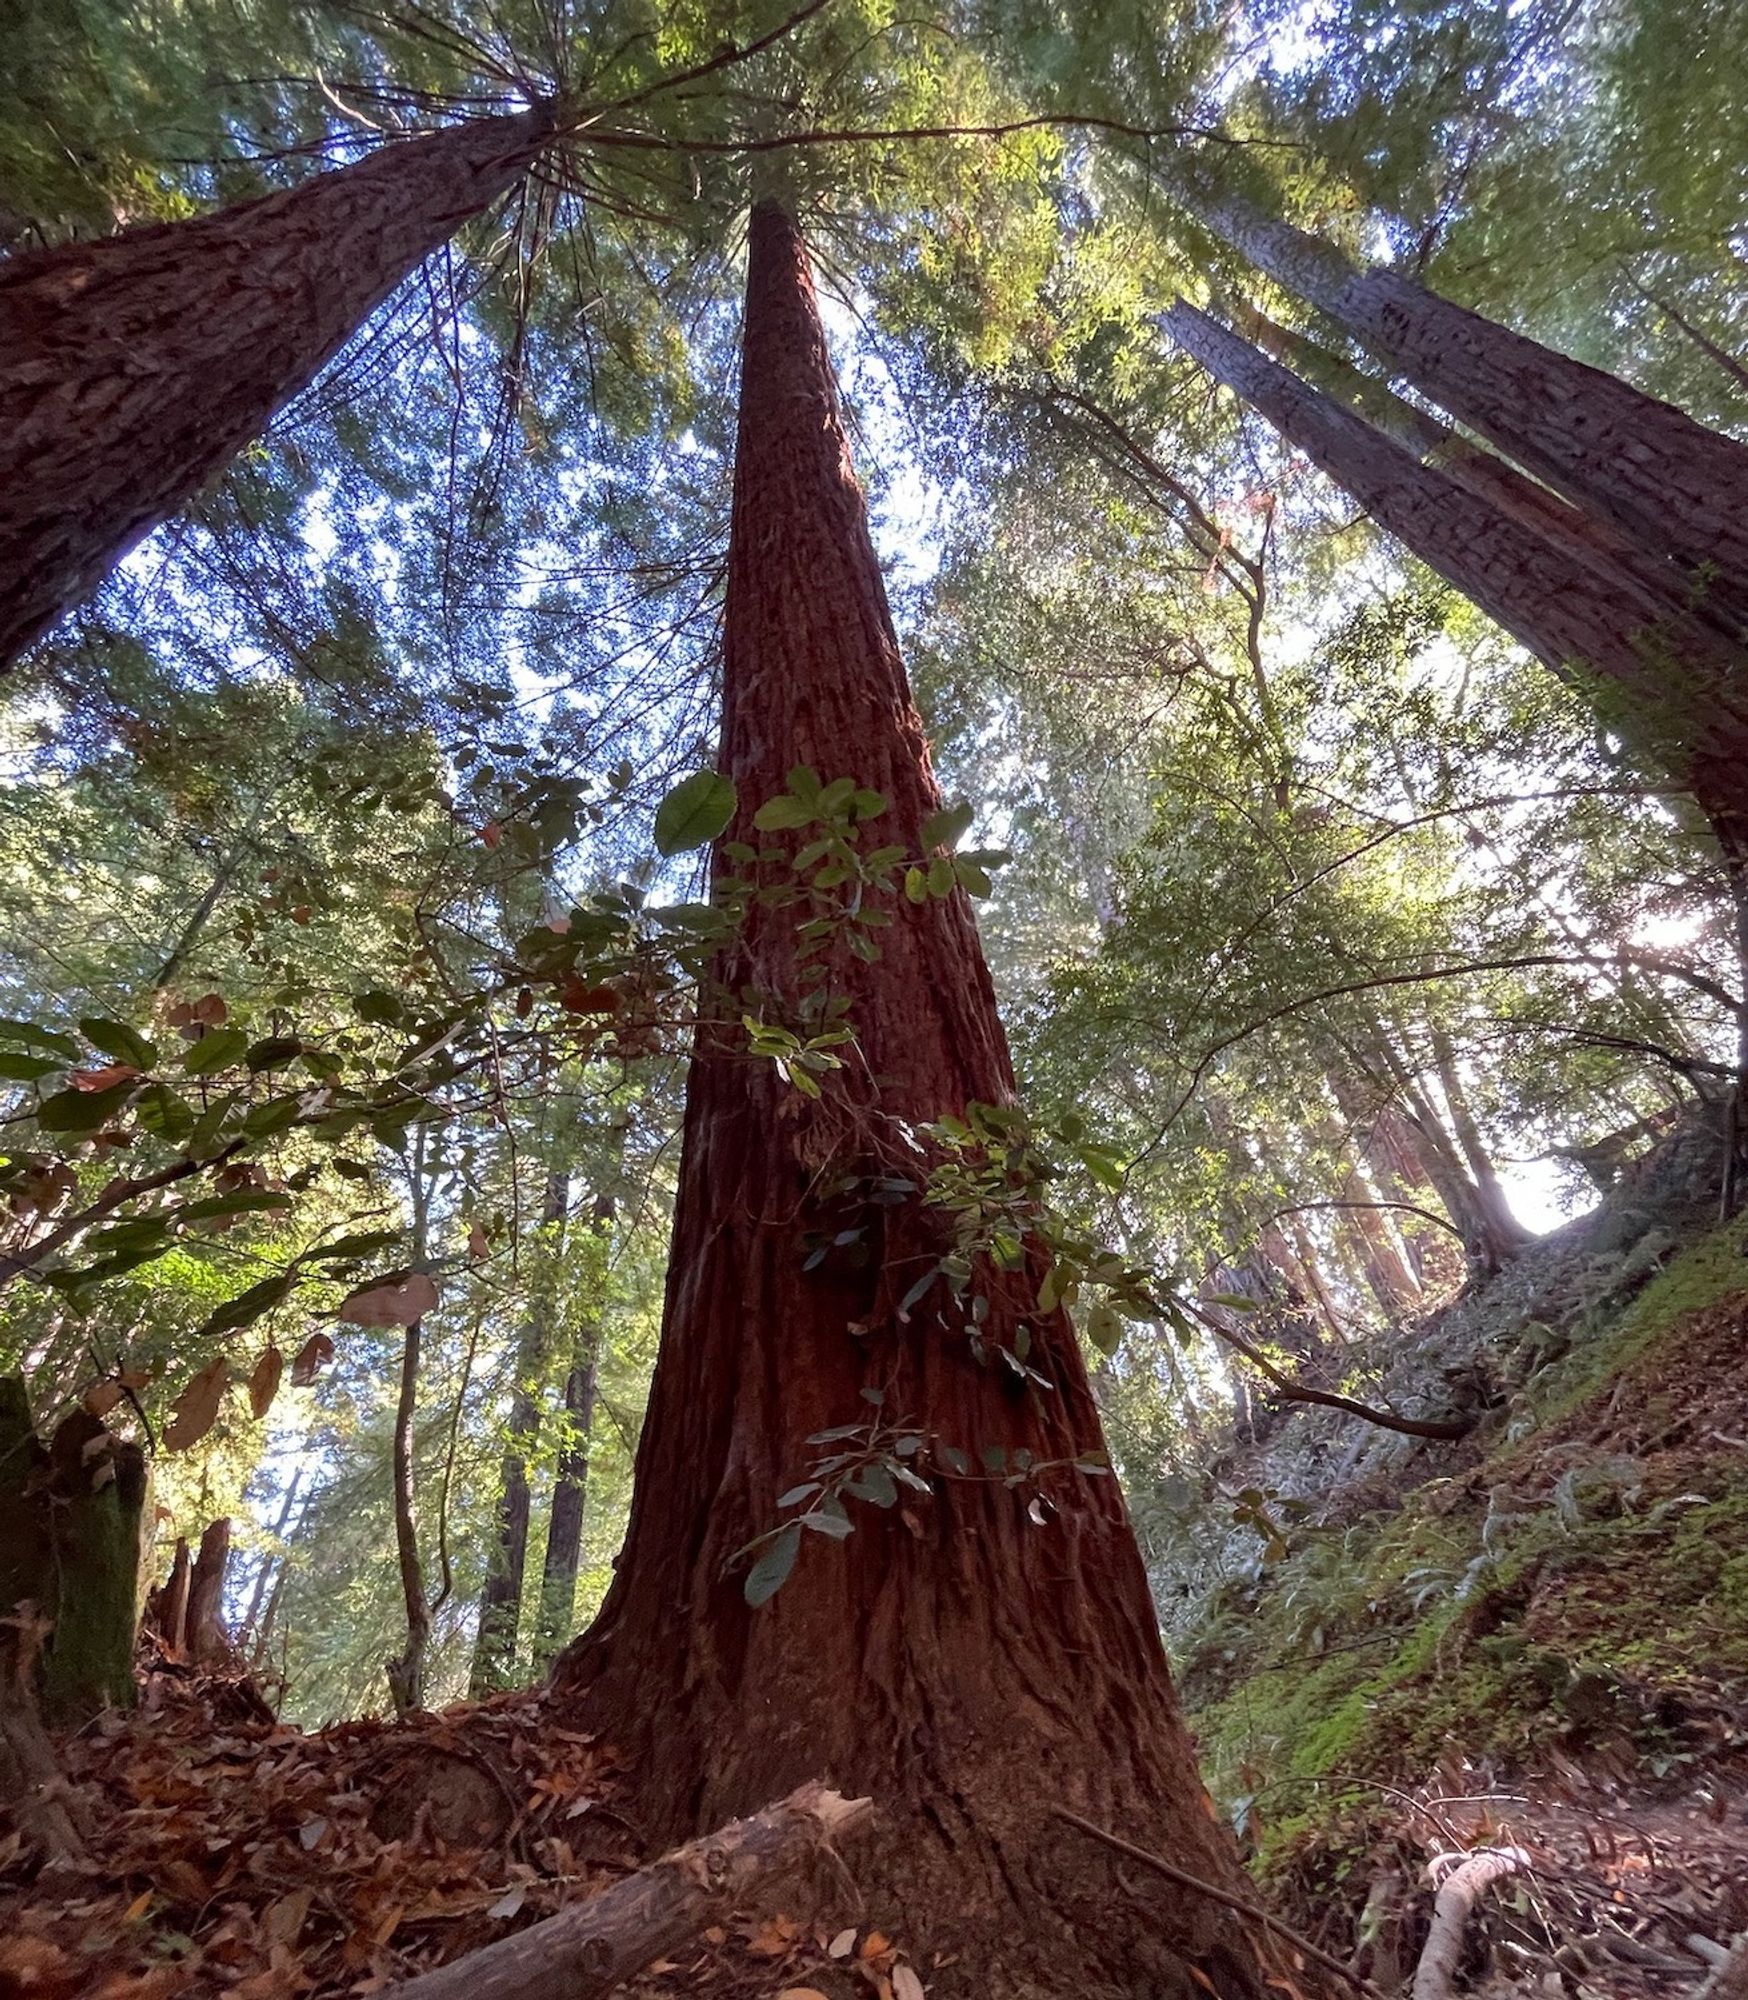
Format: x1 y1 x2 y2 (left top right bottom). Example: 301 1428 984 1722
380 1780 872 2000
1412 1847 1530 2000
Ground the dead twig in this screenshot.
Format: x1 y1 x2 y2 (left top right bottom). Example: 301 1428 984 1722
1052 1805 1383 1996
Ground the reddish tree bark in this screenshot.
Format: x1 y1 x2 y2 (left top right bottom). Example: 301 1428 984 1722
1165 300 1748 843
1234 302 1700 626
0 103 553 668
554 201 1288 1997
1175 179 1748 620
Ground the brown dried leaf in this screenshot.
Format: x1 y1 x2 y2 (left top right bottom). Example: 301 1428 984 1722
337 1270 438 1328
71 1063 140 1092
248 1346 284 1420
290 1332 333 1386
893 1967 926 2000
163 1357 230 1452
83 1380 125 1417
468 1221 488 1261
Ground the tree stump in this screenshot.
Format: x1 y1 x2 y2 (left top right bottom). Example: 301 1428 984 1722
0 1375 148 1727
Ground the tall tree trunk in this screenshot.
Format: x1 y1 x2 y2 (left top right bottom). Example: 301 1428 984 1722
1234 301 1698 623
1171 176 1748 618
384 1317 431 1718
0 102 553 668
531 1341 599 1668
1165 300 1748 842
553 201 1285 1998
471 1168 570 1696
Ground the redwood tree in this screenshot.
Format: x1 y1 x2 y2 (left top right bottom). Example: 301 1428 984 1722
1164 299 1748 843
554 200 1289 1999
0 102 553 668
1171 173 1748 624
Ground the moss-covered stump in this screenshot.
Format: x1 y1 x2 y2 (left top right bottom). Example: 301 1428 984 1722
0 1375 148 1727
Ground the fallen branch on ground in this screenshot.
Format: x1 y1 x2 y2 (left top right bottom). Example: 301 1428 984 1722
1412 1847 1531 2000
1052 1804 1383 1996
1697 1932 1748 2000
380 1780 872 2000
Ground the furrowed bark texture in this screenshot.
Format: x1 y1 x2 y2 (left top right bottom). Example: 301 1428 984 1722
1236 303 1694 623
0 103 552 667
1177 179 1748 621
1166 301 1748 839
555 201 1287 2000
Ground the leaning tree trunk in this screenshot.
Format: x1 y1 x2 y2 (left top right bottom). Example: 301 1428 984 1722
472 1168 571 1695
1165 300 1748 844
1234 301 1701 625
553 202 1288 1998
0 101 554 668
1171 173 1748 622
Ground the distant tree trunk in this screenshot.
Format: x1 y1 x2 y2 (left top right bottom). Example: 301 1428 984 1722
1331 1148 1423 1319
237 1467 302 1655
1164 300 1748 843
471 1168 570 1696
553 199 1285 1998
1171 179 1748 618
384 1317 431 1718
1426 1027 1532 1251
0 102 553 667
531 1342 599 1668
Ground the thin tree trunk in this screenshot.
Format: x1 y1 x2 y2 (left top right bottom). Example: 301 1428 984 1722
532 1342 599 1667
1170 176 1748 615
0 102 553 667
1165 300 1748 838
238 1467 302 1654
1636 283 1748 397
1427 1027 1531 1256
533 1186 614 1666
553 199 1287 1999
385 1316 430 1718
471 1167 570 1695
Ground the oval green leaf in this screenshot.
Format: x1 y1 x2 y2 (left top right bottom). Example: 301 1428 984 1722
654 771 737 855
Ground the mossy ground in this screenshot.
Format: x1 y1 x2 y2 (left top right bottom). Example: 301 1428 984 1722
1175 1218 1748 1885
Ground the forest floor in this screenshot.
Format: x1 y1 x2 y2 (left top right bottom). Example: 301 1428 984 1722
6 1128 1748 1999
0 1663 918 1998
1170 1123 1748 1993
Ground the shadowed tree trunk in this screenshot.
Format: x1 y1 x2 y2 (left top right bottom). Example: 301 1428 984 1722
472 1168 570 1695
531 1341 599 1668
1165 300 1748 845
532 1188 612 1668
0 102 553 668
552 199 1288 2000
1170 176 1748 621
384 1316 430 1718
